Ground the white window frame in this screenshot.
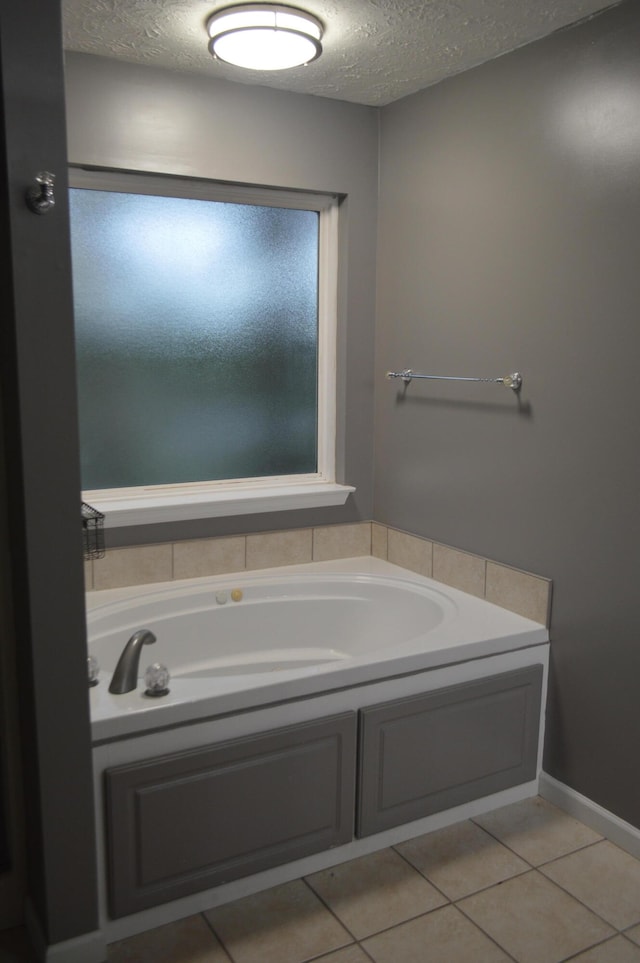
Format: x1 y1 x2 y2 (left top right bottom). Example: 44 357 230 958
69 168 354 527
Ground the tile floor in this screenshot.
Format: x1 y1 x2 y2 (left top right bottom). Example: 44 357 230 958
3 796 640 962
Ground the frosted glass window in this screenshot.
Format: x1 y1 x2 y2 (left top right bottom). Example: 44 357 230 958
69 187 319 490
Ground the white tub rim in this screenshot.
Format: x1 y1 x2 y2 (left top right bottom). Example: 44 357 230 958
87 556 549 744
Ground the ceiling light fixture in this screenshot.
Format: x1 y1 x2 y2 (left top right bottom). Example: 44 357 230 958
206 3 323 71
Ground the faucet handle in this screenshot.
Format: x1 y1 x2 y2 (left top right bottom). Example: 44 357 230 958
144 662 170 697
88 655 100 687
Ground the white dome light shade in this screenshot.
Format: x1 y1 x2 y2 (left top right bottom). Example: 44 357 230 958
207 4 323 71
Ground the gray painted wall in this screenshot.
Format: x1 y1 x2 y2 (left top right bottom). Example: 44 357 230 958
375 1 640 828
2 1 639 955
64 53 379 548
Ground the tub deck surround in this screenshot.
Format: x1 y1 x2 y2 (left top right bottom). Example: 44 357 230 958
87 557 548 743
89 555 549 941
85 522 552 627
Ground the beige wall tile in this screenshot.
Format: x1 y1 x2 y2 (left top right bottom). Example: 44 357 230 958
245 529 313 570
387 529 432 577
485 562 551 625
173 536 245 580
433 544 486 598
83 560 93 591
313 523 371 561
93 543 173 590
371 523 388 560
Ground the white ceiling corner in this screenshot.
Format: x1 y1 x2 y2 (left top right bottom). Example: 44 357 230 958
61 0 620 107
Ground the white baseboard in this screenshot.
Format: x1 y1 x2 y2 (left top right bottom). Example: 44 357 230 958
25 900 106 963
539 771 640 860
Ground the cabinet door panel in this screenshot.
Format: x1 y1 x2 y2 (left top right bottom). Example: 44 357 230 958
105 712 356 917
357 667 542 837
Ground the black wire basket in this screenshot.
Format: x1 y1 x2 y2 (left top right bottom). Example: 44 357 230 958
81 501 105 560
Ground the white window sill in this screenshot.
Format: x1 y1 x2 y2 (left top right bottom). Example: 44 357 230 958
85 481 355 528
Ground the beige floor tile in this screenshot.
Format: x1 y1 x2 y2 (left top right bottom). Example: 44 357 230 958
306 848 447 940
313 946 372 963
627 924 640 946
362 904 512 962
107 914 230 962
540 840 640 930
459 870 615 963
396 819 529 900
568 936 640 962
204 879 352 963
473 796 602 865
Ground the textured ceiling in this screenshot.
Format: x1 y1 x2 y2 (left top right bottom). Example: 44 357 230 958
62 0 620 107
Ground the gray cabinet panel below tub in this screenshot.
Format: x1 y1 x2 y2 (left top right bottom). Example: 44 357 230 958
357 666 543 837
105 712 356 918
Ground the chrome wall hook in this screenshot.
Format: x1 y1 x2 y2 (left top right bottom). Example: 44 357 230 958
26 171 56 214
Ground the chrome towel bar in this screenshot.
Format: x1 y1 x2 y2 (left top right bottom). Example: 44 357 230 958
385 370 522 391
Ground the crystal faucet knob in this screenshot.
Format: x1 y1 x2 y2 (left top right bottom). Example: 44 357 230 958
144 662 170 697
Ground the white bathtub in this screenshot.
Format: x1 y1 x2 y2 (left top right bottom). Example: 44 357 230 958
87 557 548 742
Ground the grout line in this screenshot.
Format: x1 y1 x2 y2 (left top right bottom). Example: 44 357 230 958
321 904 452 947
452 898 521 962
534 837 604 868
355 944 379 963
560 934 627 961
300 876 360 945
301 869 481 951
466 818 539 869
199 911 236 963
391 834 532 905
534 862 626 935
390 844 452 905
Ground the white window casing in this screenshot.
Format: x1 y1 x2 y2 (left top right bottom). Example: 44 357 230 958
70 169 354 526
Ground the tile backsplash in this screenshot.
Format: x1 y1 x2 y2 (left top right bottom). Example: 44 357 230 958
85 521 552 627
